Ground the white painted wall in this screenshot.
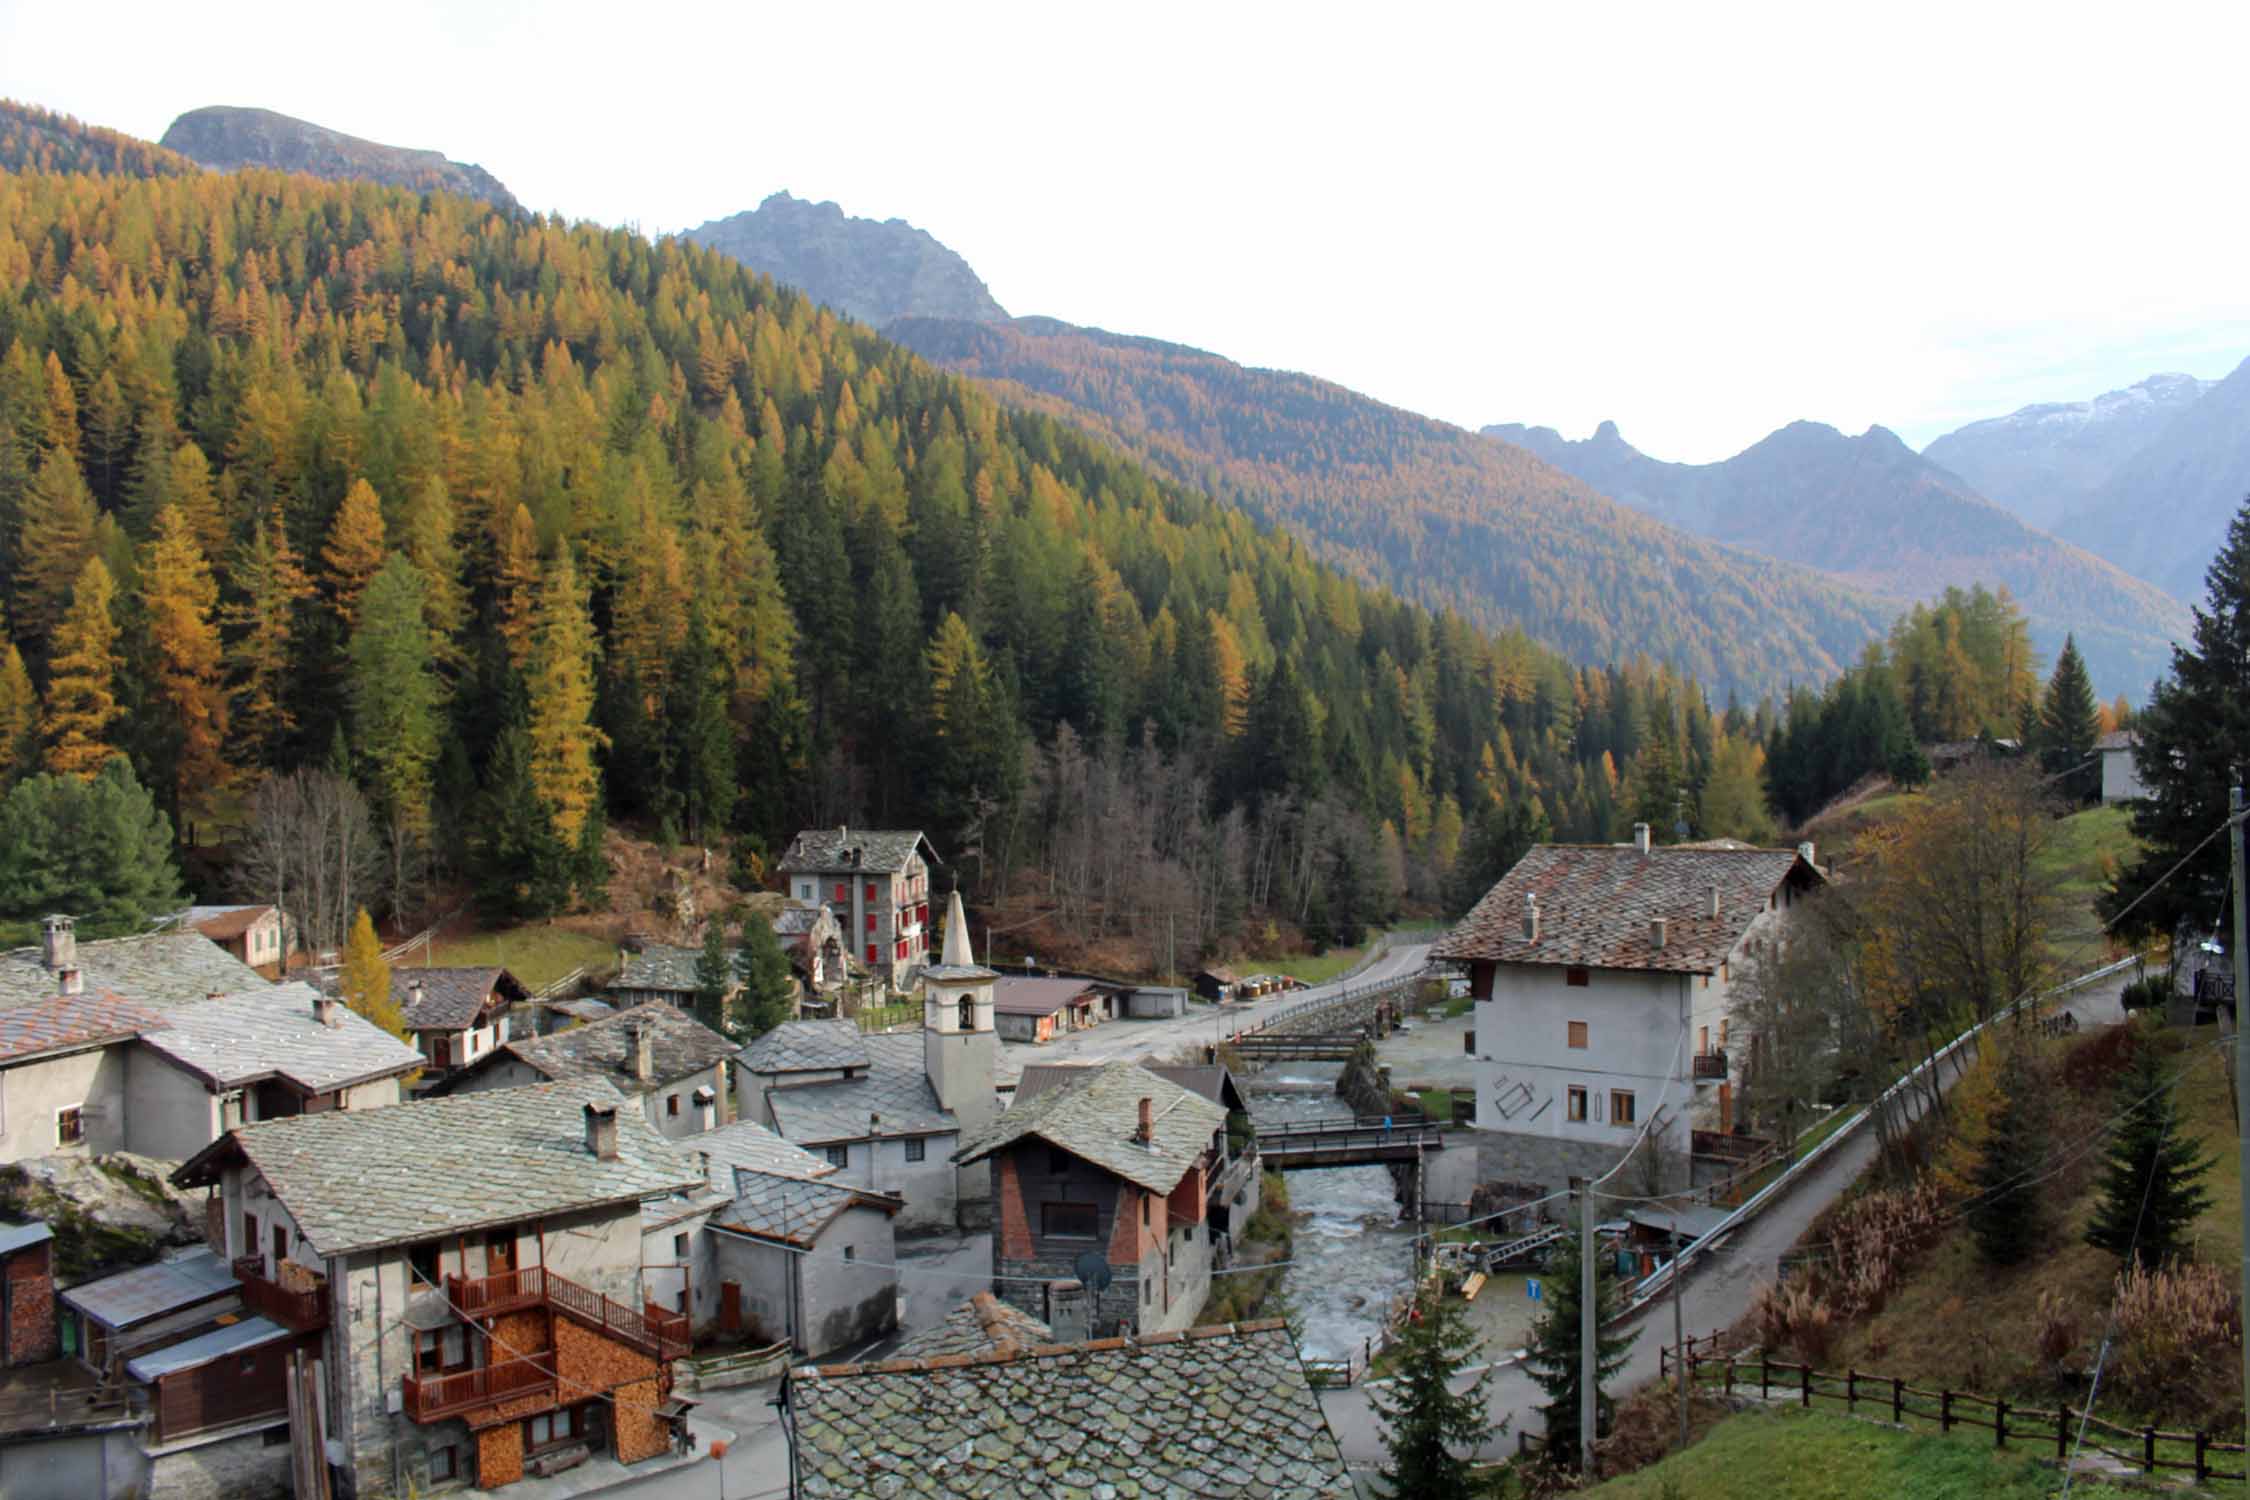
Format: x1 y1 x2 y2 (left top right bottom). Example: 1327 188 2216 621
2102 746 2148 804
121 1046 221 1159
0 1046 129 1163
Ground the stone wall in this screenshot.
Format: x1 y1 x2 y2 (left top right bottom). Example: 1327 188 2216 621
147 1426 291 1500
1442 1128 1690 1202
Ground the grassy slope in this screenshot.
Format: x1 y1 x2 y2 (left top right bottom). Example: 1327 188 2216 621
2038 804 2138 967
1585 1408 2146 1499
421 926 618 992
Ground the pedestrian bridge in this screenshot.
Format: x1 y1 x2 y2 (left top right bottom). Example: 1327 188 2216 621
1255 1112 1445 1170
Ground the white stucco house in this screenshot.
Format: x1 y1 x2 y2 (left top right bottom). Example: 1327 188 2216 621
2098 729 2148 805
1434 826 1824 1196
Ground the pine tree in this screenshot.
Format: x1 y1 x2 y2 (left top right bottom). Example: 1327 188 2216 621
322 477 388 628
398 475 466 669
2037 633 2100 803
694 919 736 1036
1523 1213 1637 1469
2085 1031 2214 1270
224 508 312 764
492 502 541 670
347 557 439 835
469 720 571 923
669 607 734 842
0 639 35 788
1967 1043 2049 1266
140 505 231 805
1371 1285 1503 1499
339 908 407 1039
14 448 99 651
733 912 795 1039
42 556 122 777
525 544 605 845
0 758 181 934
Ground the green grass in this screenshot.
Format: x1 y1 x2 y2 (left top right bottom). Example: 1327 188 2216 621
1585 1407 2165 1499
2034 803 2140 967
1418 1088 1457 1123
1244 947 1366 986
422 924 618 992
854 1001 918 1032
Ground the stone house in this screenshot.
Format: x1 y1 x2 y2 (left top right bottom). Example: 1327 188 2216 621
432 1003 738 1141
181 904 299 980
959 1060 1226 1337
705 1169 901 1356
1014 1061 1262 1246
391 967 529 1080
1434 825 1823 1197
171 1080 702 1497
608 943 721 1012
0 915 267 1011
638 1117 846 1340
777 827 936 985
786 1315 1352 1497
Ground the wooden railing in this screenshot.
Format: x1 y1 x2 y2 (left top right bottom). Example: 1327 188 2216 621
231 1256 327 1332
1676 1351 2247 1484
1692 1050 1729 1080
450 1265 688 1362
402 1358 554 1422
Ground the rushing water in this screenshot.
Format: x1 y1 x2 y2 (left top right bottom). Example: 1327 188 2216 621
1250 1077 1421 1365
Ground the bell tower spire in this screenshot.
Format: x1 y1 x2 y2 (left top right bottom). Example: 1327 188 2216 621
923 888 999 1227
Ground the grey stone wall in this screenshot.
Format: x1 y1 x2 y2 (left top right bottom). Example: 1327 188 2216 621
997 1252 1142 1336
148 1425 291 1500
1451 1128 1691 1202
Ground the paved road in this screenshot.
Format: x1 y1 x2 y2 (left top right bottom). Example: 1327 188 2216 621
1316 973 2131 1465
994 940 1435 1082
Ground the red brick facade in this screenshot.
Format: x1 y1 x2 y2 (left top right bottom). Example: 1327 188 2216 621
3 1242 56 1366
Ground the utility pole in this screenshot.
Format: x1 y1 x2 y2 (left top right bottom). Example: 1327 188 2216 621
1672 1217 1687 1453
2232 785 2248 1437
1580 1184 1597 1479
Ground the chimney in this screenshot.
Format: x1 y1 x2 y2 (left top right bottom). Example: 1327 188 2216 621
1523 895 1540 943
1797 841 1817 867
1633 823 1652 856
41 914 75 973
1709 886 1721 919
632 1020 655 1084
57 966 82 996
1651 917 1669 950
584 1101 619 1160
206 989 223 1002
1136 1096 1154 1146
695 1086 716 1132
313 993 340 1028
408 979 425 1008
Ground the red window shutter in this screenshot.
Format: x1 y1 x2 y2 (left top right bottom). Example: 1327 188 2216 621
866 944 877 964
833 883 845 902
865 882 877 901
865 913 875 933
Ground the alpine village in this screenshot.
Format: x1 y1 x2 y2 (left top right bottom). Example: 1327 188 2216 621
3 34 2250 1500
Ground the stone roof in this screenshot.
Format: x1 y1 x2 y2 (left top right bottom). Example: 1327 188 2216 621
391 967 525 1030
183 904 271 942
693 1117 838 1187
778 827 933 875
991 975 1102 1016
494 1003 735 1092
765 1033 956 1145
0 990 169 1064
613 944 710 994
958 1060 1222 1196
772 905 829 937
172 1079 702 1257
791 1320 1353 1498
1014 1062 1244 1113
1433 843 1821 975
0 932 267 1012
138 982 424 1092
742 1019 871 1076
892 1291 1052 1361
713 1167 900 1247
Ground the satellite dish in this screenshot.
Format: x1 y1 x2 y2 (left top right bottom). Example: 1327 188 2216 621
1072 1249 1113 1297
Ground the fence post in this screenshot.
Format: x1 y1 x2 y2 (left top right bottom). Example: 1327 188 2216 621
2057 1407 2069 1461
1994 1398 2006 1449
1724 1358 1735 1399
1891 1377 1901 1425
2143 1427 2156 1474
1940 1390 1952 1433
1760 1355 1769 1401
1845 1369 1856 1413
2196 1429 2210 1483
1801 1363 1811 1409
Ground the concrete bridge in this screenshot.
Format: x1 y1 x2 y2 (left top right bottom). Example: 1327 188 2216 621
1230 966 1435 1044
1256 1112 1446 1170
1227 1033 1367 1062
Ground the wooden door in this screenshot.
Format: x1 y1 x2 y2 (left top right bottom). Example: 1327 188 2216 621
486 1230 516 1275
1718 1082 1734 1134
720 1281 742 1335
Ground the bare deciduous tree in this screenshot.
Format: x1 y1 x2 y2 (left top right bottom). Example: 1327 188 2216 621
232 769 381 960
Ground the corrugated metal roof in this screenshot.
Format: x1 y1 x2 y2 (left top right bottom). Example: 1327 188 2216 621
63 1248 238 1328
126 1316 290 1381
0 1219 53 1256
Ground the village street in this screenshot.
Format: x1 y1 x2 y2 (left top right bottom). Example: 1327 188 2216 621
1316 971 2133 1470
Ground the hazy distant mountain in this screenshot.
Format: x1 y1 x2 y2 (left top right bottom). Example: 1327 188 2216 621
888 315 1891 701
1481 418 2190 700
2054 356 2250 601
160 106 520 211
682 193 1007 329
1923 373 2213 531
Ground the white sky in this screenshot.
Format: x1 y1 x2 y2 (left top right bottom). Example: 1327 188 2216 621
6 0 2248 462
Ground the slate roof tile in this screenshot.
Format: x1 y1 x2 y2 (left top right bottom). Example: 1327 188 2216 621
612 944 707 994
0 933 266 1012
893 1292 1051 1361
1433 843 1820 975
139 981 424 1091
778 828 933 875
764 1034 954 1144
957 1060 1222 1195
713 1167 899 1246
741 1019 870 1075
390 967 525 1030
497 1003 734 1090
0 990 168 1063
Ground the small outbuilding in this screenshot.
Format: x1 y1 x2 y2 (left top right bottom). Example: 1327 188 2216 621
990 976 1115 1044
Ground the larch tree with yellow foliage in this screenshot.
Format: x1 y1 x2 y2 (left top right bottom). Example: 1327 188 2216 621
525 544 605 844
42 557 122 777
338 907 409 1041
492 502 541 670
224 509 312 764
140 505 231 805
321 477 388 627
0 628 37 786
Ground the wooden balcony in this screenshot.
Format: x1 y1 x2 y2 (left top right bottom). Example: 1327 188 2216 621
402 1358 554 1423
1692 1050 1729 1081
447 1266 546 1319
448 1266 689 1363
232 1256 328 1332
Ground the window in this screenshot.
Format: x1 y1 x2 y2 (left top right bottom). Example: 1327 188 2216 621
673 1233 688 1259
1566 1086 1589 1123
56 1106 83 1146
1566 1021 1588 1050
1565 966 1590 987
408 1241 440 1288
666 1094 681 1118
1612 1090 1637 1125
1046 1146 1074 1176
833 883 846 902
1718 1019 1730 1048
527 1408 577 1450
415 1326 466 1374
905 1137 926 1163
865 882 878 902
1041 1202 1099 1239
826 1145 849 1168
866 944 878 964
865 913 876 933
429 1446 457 1482
842 1245 855 1262
242 1214 258 1260
1698 1025 1709 1054
957 998 974 1031
1140 1193 1149 1226
797 882 813 901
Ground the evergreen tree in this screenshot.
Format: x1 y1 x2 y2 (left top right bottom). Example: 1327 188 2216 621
42 557 122 777
694 919 736 1036
2085 1030 2214 1270
339 908 407 1039
1370 1285 1503 1499
733 911 796 1039
140 505 231 806
398 475 467 670
223 508 312 765
1523 1213 1637 1469
14 448 99 651
669 608 734 842
347 557 440 835
2104 500 2250 944
322 477 388 628
1967 1043 2049 1266
2037 633 2100 803
469 721 570 923
0 758 181 934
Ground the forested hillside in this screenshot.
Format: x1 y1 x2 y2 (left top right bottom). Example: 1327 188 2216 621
885 315 1893 702
0 136 1781 960
160 105 523 214
0 100 200 180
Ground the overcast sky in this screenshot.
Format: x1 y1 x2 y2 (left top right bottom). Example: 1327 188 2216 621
7 0 2247 462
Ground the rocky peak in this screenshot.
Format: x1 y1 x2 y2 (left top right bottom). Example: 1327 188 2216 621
682 191 1008 330
160 105 520 212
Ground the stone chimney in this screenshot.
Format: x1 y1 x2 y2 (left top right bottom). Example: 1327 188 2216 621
408 978 425 1010
695 1086 716 1132
1136 1096 1154 1146
1709 886 1721 919
631 1020 655 1084
41 914 75 973
57 965 82 996
1633 823 1652 856
1797 841 1817 867
1522 894 1540 943
314 993 341 1028
584 1101 619 1161
1650 917 1669 950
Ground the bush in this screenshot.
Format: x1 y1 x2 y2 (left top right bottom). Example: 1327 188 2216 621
2032 1289 2080 1387
2109 1261 2242 1424
2119 976 2171 1012
1751 1280 1839 1366
2057 1022 2140 1097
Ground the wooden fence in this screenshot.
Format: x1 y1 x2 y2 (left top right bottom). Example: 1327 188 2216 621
1675 1351 2246 1484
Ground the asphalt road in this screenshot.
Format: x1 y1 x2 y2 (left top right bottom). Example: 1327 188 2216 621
1316 972 2132 1465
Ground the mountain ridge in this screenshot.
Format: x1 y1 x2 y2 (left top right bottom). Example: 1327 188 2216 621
159 105 520 212
681 192 1008 328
